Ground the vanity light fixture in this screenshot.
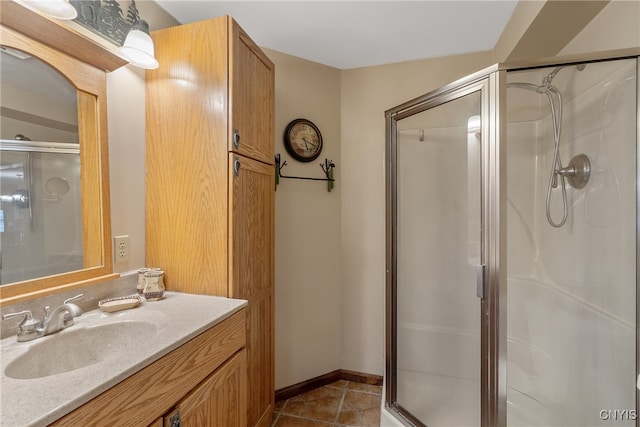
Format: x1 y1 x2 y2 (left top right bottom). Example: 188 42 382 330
68 0 159 70
18 0 77 20
116 20 159 70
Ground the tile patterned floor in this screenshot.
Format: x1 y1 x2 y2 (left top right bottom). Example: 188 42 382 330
272 380 382 427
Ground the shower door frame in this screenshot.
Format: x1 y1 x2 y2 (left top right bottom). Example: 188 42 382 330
385 49 639 427
385 66 508 427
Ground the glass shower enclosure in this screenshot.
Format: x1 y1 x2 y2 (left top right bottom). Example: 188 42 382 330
385 53 638 427
0 141 82 284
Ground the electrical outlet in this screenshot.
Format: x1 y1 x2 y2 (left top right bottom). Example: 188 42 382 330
114 235 129 264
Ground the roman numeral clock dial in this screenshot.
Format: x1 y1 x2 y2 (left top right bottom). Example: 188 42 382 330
284 118 323 162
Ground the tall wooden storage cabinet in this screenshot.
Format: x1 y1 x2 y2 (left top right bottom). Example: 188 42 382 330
145 16 275 427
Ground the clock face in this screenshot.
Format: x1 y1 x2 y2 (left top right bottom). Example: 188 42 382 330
284 119 323 162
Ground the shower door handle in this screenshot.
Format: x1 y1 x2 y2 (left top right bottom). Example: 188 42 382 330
476 264 486 299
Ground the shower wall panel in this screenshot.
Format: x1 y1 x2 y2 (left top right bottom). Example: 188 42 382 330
506 59 637 427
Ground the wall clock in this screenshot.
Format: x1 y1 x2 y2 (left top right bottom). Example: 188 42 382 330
283 118 323 162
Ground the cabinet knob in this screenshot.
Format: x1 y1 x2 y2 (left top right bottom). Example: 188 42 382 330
233 158 241 176
232 129 240 148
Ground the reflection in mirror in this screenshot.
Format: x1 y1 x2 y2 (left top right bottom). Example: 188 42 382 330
0 46 83 284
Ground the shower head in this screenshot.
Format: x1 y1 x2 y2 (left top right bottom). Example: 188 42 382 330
542 67 561 87
542 64 586 88
508 64 587 94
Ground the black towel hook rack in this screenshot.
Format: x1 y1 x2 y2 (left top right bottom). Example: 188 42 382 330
275 154 336 192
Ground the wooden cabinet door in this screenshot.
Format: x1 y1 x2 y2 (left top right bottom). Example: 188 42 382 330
228 154 274 427
146 17 229 295
229 21 275 165
228 155 274 298
245 292 274 427
163 350 247 427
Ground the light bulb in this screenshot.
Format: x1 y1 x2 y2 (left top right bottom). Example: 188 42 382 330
20 0 78 20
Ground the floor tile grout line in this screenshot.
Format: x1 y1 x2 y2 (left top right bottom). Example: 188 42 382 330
270 410 281 427
273 381 382 426
333 384 348 425
274 412 334 425
271 399 287 427
345 389 382 396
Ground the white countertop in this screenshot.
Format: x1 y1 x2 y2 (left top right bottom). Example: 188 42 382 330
0 292 247 427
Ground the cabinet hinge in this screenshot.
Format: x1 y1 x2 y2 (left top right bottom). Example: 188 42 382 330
168 411 182 427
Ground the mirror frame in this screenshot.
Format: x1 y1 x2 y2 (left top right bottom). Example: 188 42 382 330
0 3 124 305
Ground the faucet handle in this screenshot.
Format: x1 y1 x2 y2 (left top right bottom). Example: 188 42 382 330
2 310 40 341
2 310 33 322
63 294 83 304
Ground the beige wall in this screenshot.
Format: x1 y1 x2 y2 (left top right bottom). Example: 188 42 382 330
497 1 609 62
262 49 343 389
560 0 640 55
265 47 495 384
107 66 147 274
105 1 177 275
493 0 639 63
265 46 495 385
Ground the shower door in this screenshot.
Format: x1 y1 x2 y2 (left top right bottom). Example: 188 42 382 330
386 79 490 426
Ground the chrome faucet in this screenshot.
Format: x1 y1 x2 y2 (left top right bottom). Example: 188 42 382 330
2 294 84 342
39 304 77 335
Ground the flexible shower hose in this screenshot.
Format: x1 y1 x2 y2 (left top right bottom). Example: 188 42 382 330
543 85 568 228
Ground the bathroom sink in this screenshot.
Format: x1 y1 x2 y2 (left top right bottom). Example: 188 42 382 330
0 292 247 427
4 320 157 380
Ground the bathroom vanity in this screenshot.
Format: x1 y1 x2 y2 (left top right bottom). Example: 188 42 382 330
1 292 247 426
0 4 270 426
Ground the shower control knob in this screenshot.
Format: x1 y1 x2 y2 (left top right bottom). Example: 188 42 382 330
555 154 590 189
556 166 575 176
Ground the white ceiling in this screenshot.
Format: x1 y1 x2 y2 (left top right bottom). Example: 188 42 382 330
155 1 519 69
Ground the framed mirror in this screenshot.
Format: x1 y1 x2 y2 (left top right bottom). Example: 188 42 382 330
0 19 115 305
